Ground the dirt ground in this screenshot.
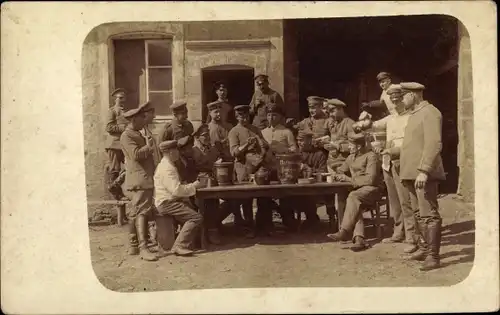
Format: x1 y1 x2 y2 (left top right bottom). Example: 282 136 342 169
89 194 474 292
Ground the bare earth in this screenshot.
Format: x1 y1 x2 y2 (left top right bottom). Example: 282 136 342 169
89 195 474 292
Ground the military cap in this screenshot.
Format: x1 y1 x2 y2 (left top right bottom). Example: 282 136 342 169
266 103 284 115
122 107 142 119
207 100 223 111
138 101 154 113
215 81 227 89
170 100 188 111
254 74 269 81
111 88 126 97
400 82 425 92
297 129 314 140
234 105 250 112
307 96 325 107
376 72 391 81
159 140 178 153
327 98 347 107
386 84 403 95
348 132 366 144
193 124 209 137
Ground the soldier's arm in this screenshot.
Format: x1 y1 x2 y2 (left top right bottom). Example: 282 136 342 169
352 153 379 188
228 129 245 158
285 129 298 153
256 129 270 150
105 110 124 134
336 157 350 175
249 93 257 115
157 123 172 143
419 108 443 174
162 167 198 197
371 115 390 130
121 133 153 161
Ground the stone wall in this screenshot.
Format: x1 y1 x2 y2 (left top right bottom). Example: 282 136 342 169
456 22 474 202
82 21 284 208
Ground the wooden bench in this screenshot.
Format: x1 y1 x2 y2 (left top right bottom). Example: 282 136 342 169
87 200 128 226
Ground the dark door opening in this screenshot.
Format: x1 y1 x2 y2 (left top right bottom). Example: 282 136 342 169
201 67 255 122
288 15 459 193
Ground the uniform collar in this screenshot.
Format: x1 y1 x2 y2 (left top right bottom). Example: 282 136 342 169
410 101 430 114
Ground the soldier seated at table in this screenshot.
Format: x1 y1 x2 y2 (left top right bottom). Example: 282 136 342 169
153 140 207 257
261 104 299 232
296 129 327 228
228 104 277 237
191 123 236 245
326 132 382 252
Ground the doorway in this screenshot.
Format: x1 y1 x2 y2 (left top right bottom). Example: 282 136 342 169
201 66 255 122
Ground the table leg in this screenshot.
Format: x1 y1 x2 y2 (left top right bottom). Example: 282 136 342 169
198 198 209 250
116 204 126 226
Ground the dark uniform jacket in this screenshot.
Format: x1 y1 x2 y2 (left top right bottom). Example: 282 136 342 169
249 88 285 130
301 150 328 173
325 116 356 168
337 150 382 189
105 107 128 150
296 113 329 140
208 120 233 161
120 126 155 190
399 101 446 181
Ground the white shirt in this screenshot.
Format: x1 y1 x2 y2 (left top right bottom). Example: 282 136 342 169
380 90 398 115
153 156 199 207
372 112 410 149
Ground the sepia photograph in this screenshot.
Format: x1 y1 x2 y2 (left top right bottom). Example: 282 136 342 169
83 15 475 291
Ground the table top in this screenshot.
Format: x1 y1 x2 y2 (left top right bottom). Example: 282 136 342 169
197 180 352 193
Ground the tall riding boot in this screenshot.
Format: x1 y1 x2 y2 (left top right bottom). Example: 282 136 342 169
127 220 139 255
148 220 157 247
408 219 429 261
420 218 442 271
135 215 158 261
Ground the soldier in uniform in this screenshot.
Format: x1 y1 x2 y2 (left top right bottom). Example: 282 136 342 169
120 103 159 262
206 81 236 126
326 133 382 252
158 100 197 184
398 82 446 271
105 88 129 200
249 74 285 130
228 105 276 237
206 101 247 229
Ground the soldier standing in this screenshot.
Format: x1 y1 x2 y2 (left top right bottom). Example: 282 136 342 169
398 82 446 271
377 72 398 116
206 81 236 126
120 103 158 262
249 74 285 130
105 88 129 200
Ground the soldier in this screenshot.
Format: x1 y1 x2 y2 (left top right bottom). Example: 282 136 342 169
249 74 285 130
377 72 398 116
153 140 207 257
326 133 382 252
228 105 276 237
120 103 158 261
295 96 329 140
105 88 129 200
358 85 418 254
206 81 236 126
398 82 446 271
158 100 197 184
261 104 299 232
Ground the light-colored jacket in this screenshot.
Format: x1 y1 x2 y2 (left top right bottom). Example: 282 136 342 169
399 101 446 181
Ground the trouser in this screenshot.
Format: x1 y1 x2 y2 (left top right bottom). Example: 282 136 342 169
402 180 442 226
106 149 125 179
384 163 416 242
340 186 380 240
126 189 154 248
276 198 299 228
156 199 203 250
256 198 275 231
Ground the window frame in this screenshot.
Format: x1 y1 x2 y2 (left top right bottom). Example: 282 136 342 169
144 39 174 120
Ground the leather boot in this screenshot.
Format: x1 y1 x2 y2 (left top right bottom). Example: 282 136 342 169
135 215 158 261
351 236 369 252
408 219 428 261
127 220 139 255
148 221 157 247
420 218 442 271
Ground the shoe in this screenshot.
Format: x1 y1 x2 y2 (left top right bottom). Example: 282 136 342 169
420 219 442 271
135 215 158 261
127 221 139 256
155 246 171 258
351 236 369 252
381 236 404 244
403 243 419 254
327 229 349 242
408 220 429 261
172 247 194 256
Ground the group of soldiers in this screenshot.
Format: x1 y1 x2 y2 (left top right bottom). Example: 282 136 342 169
104 71 445 272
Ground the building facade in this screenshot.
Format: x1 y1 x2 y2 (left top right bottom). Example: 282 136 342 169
83 18 474 216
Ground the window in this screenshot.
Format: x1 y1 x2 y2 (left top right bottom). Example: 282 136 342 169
113 38 174 117
145 40 174 117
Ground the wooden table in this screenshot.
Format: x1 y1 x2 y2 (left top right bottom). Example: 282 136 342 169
196 181 353 249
